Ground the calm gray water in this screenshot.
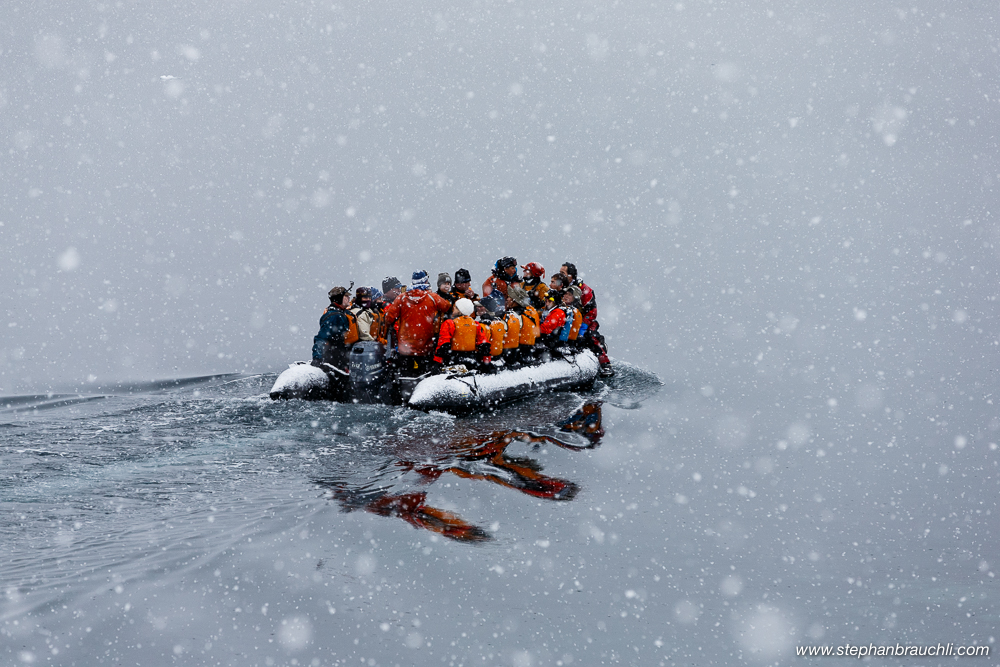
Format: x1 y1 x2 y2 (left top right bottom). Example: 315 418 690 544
2 359 995 666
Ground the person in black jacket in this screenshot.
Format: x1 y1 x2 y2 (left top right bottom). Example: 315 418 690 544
450 268 480 303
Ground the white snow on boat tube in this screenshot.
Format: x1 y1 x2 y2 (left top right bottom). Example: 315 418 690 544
408 350 599 413
269 362 330 400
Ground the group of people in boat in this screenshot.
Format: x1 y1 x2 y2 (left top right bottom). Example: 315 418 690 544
311 257 614 385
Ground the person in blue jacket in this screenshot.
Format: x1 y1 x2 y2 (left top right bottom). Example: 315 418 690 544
312 284 357 371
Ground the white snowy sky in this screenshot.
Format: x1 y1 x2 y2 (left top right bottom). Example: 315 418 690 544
2 1 997 394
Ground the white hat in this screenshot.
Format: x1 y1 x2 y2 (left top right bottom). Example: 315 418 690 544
456 298 474 316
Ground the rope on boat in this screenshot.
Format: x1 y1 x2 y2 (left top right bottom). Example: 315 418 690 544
558 348 581 371
454 374 480 396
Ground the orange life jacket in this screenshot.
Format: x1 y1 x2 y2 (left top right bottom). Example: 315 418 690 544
489 320 506 357
452 316 478 352
371 309 386 344
519 306 539 346
503 312 521 350
343 309 360 346
568 307 582 341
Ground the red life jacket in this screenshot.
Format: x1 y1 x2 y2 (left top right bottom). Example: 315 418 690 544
539 307 566 335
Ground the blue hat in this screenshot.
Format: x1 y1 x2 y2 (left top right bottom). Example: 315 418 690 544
411 270 430 290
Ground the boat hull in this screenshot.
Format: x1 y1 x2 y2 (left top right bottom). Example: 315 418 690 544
268 349 600 413
407 350 599 413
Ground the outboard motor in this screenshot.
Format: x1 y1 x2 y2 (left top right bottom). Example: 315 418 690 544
349 341 388 403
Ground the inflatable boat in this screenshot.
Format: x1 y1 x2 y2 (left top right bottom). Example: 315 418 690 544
269 341 600 414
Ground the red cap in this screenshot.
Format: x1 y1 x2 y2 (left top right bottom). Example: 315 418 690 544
521 262 545 278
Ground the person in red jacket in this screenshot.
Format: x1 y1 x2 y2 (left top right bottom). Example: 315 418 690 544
560 262 613 377
559 263 596 329
383 270 452 375
538 295 567 347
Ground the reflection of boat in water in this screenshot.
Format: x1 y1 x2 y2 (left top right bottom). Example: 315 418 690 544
269 341 600 414
313 401 605 542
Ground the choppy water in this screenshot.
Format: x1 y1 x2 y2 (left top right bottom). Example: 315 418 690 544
2 363 995 666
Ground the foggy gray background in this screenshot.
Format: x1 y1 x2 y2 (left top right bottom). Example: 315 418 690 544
3 1 996 397
3 3 1000 665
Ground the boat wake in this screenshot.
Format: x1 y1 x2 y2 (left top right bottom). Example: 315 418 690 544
1 359 658 521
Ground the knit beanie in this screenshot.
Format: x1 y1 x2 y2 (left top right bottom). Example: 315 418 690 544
382 276 402 293
411 270 430 290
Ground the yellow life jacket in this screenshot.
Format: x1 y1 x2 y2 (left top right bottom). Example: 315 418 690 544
452 316 478 352
519 307 539 346
568 307 582 341
489 320 506 357
503 312 521 349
